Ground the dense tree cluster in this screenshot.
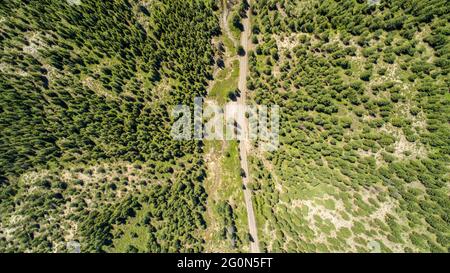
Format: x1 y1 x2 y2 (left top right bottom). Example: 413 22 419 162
0 0 218 252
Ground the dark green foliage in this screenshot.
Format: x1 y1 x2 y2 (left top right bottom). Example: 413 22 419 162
81 197 142 252
0 0 218 253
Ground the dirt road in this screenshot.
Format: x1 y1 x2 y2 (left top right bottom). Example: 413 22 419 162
237 2 261 253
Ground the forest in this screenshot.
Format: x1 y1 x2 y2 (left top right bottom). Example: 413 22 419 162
247 0 449 252
0 0 218 252
0 0 449 253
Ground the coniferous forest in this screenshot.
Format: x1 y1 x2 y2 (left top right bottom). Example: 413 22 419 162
247 0 449 252
0 0 449 253
0 0 218 253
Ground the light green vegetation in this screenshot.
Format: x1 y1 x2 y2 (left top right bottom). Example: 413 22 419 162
203 140 249 252
227 0 246 42
201 0 251 252
248 0 449 253
107 204 154 253
210 60 240 104
222 33 237 55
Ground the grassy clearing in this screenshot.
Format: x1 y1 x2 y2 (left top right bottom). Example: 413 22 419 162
222 33 236 55
107 204 152 253
210 59 240 104
202 139 249 252
228 17 242 43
